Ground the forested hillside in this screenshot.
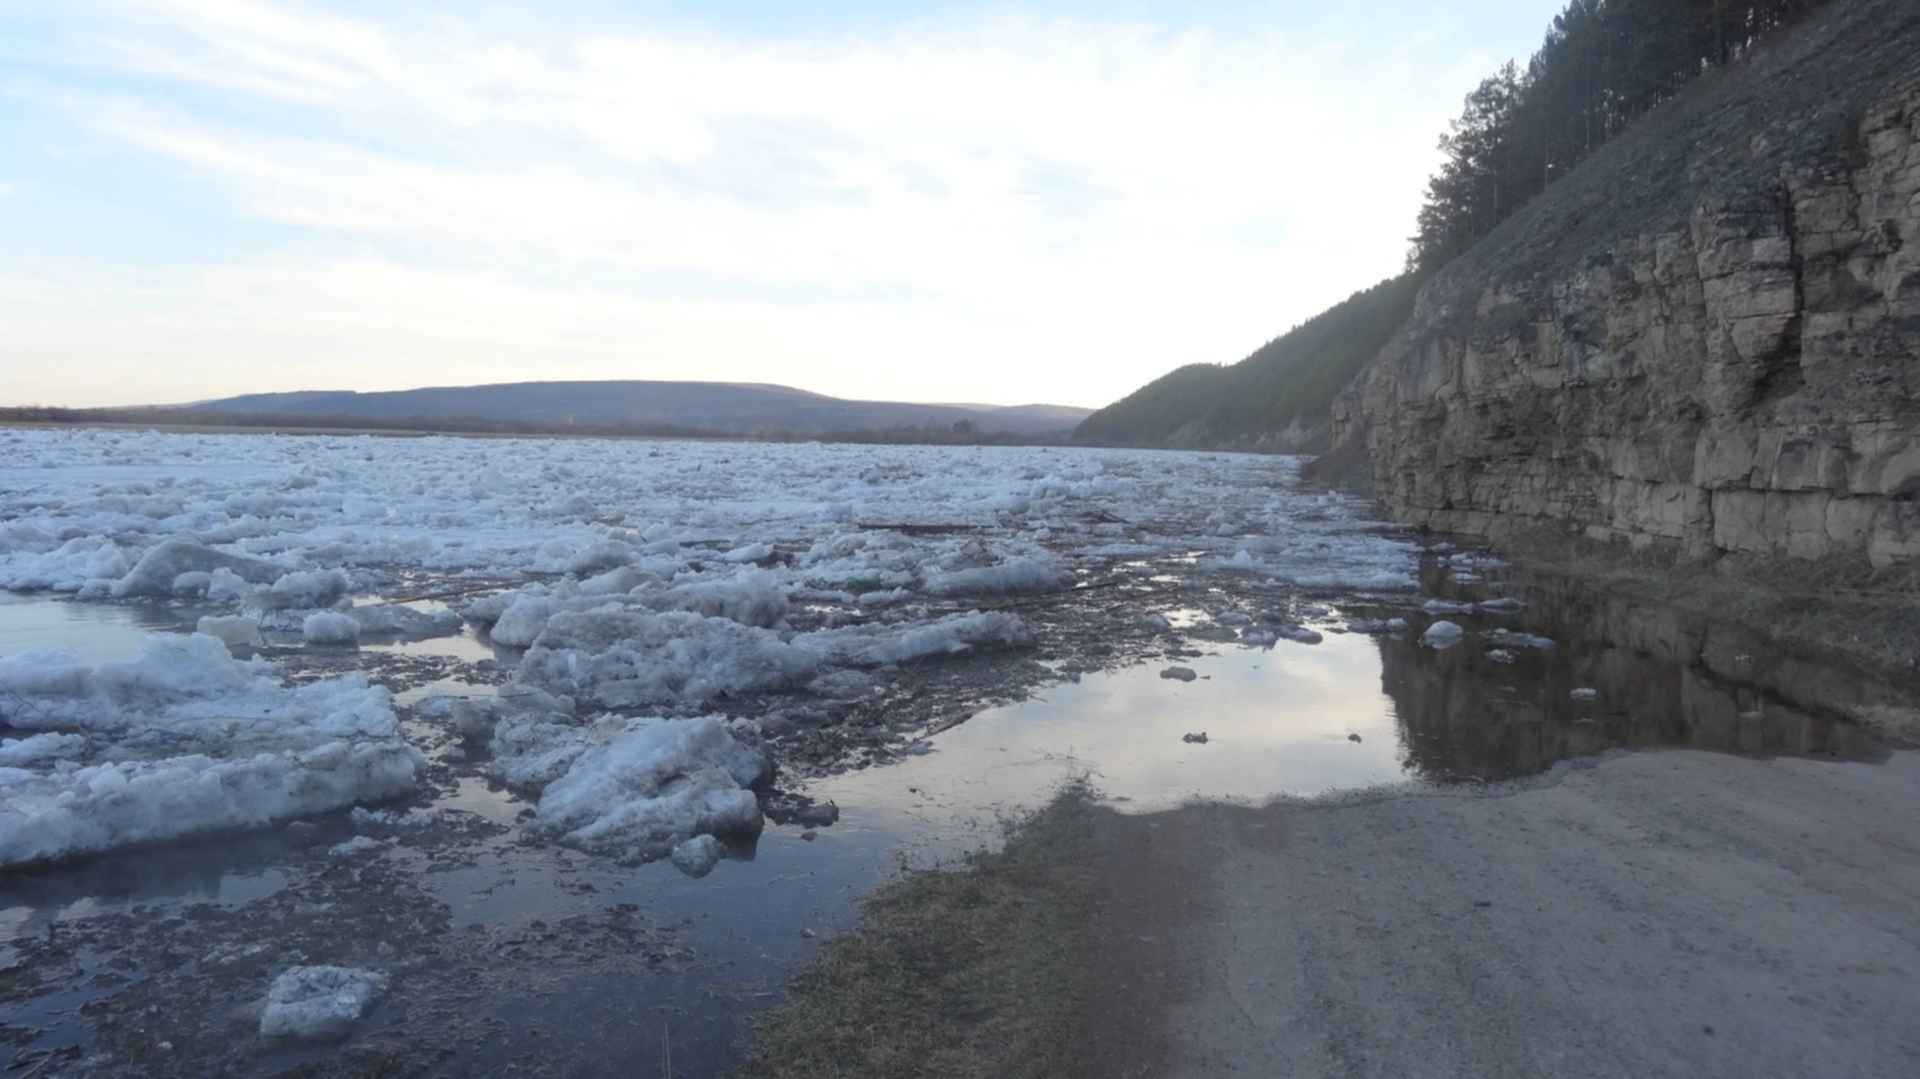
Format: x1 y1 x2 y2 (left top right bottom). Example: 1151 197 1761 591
1082 0 1840 453
1409 0 1835 270
1072 275 1420 451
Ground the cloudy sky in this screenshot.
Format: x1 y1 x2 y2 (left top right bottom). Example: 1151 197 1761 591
1 1 1558 408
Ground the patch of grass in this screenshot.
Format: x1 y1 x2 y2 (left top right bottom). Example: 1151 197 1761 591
743 783 1098 1079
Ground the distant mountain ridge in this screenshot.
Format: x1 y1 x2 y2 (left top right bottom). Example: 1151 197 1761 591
177 380 1092 437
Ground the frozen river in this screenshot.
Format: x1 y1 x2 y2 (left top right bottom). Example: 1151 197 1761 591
0 428 1896 1076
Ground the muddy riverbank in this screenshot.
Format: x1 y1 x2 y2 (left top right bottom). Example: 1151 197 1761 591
755 748 1920 1079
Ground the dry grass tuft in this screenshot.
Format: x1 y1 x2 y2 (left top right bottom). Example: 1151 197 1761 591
743 783 1099 1079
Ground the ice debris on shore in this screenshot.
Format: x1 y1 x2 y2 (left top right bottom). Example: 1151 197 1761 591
1486 628 1556 650
302 610 361 644
0 634 419 867
196 614 263 648
479 713 769 862
1421 620 1466 648
0 432 1436 868
670 834 724 878
259 966 388 1040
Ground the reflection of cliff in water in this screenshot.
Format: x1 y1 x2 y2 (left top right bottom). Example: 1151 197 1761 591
1378 568 1897 783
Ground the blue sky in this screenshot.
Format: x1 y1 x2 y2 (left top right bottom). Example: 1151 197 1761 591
1 1 1562 408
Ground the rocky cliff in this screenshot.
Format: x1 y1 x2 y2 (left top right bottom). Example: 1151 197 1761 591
1334 0 1920 567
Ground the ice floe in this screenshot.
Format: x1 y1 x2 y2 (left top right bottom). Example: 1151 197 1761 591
0 634 419 867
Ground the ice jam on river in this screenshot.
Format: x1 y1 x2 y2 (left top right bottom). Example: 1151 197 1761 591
2 428 1892 1076
0 429 1415 867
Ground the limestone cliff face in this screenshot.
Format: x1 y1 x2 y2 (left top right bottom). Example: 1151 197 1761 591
1336 0 1920 567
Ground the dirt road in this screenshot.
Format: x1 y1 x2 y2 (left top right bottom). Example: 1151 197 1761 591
1084 750 1920 1079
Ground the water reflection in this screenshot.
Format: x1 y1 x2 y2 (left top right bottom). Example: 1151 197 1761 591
816 566 1898 845
1382 564 1896 782
0 592 192 662
0 830 297 944
819 635 1406 833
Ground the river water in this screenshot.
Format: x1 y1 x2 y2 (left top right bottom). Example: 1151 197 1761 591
0 549 1901 1076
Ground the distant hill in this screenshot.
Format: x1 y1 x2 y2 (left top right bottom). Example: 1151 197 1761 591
1073 274 1421 452
176 381 1092 438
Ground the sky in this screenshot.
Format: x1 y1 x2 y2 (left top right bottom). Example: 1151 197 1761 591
0 1 1563 409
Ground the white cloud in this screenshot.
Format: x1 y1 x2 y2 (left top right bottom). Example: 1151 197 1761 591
13 1 1503 407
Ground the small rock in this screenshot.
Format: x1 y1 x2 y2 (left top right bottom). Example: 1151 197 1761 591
793 802 840 828
1347 733 1362 743
1182 731 1209 744
800 830 818 841
1160 666 1198 682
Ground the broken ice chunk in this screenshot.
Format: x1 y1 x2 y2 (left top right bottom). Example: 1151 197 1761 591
670 834 724 878
196 614 263 648
259 966 388 1040
302 611 361 645
1486 628 1555 650
111 540 281 598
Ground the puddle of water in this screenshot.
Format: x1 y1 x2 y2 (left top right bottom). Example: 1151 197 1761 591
810 592 1895 859
436 775 526 827
0 593 191 662
0 832 298 945
363 629 511 664
819 635 1404 836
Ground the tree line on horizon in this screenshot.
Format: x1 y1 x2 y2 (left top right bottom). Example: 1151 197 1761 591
1409 0 1832 271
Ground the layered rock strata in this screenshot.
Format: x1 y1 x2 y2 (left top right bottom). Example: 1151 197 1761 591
1337 0 1920 566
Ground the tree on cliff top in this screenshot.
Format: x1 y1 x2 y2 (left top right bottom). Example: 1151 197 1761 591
1409 0 1835 272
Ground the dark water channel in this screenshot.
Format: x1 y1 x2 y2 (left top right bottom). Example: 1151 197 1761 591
0 557 1904 1076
